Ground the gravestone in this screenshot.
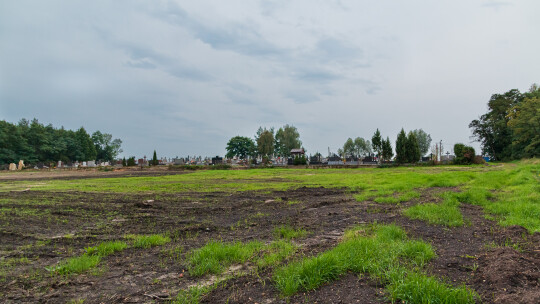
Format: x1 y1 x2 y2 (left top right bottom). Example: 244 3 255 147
87 160 96 167
57 161 62 168
18 160 24 170
9 163 17 171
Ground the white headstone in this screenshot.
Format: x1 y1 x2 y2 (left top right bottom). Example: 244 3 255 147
9 163 17 171
57 161 62 168
87 160 96 167
17 160 24 170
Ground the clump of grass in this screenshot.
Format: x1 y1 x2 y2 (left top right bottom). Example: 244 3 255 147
404 203 464 227
85 241 128 256
273 224 475 302
386 268 477 303
128 234 171 248
403 192 464 227
48 239 129 276
187 240 264 276
173 285 211 304
257 239 297 268
48 255 101 276
273 225 307 240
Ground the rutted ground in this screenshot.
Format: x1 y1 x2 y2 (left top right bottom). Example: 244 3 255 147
0 168 539 303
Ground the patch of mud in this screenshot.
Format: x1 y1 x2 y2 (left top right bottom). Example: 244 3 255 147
474 247 540 304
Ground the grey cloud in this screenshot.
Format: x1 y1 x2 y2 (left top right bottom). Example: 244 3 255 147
160 3 286 58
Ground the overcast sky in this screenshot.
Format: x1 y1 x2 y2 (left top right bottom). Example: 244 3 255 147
1 1 539 158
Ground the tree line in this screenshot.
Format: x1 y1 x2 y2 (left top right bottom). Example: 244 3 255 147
337 129 432 164
0 118 122 165
225 124 303 161
470 84 539 160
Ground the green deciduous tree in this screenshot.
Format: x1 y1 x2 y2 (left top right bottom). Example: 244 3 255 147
411 129 432 157
257 128 274 160
343 138 355 157
274 124 302 157
225 136 256 159
507 96 540 158
406 131 421 163
92 131 123 162
354 137 371 157
469 89 523 160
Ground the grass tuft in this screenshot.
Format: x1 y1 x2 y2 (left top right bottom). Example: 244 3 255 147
128 234 171 248
86 241 128 256
273 225 307 240
48 255 101 276
187 240 264 276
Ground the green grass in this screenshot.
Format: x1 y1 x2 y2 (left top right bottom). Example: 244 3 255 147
257 239 297 268
48 237 168 276
386 267 477 303
173 285 212 304
48 255 101 276
127 234 171 248
2 161 538 232
187 240 264 276
404 192 464 227
273 224 475 303
85 241 128 256
273 225 307 240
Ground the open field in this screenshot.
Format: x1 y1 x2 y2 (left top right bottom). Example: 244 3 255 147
0 161 539 303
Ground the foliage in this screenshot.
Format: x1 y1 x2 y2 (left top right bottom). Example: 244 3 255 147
406 131 421 163
453 143 476 164
127 157 136 166
371 129 382 160
293 155 307 165
0 118 121 165
381 137 393 161
469 84 540 160
343 138 355 157
395 128 408 164
91 131 123 162
507 96 540 158
225 136 256 159
256 128 275 158
354 137 372 157
122 157 127 167
151 150 158 166
274 125 302 157
411 129 432 156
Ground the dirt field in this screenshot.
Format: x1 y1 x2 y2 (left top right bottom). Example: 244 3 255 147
0 169 539 303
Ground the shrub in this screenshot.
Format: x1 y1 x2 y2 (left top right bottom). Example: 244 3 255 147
454 143 476 164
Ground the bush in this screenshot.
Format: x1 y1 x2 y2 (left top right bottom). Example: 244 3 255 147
454 143 476 164
293 155 307 165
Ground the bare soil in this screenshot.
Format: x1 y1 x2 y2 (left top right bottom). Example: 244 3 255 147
0 171 538 303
